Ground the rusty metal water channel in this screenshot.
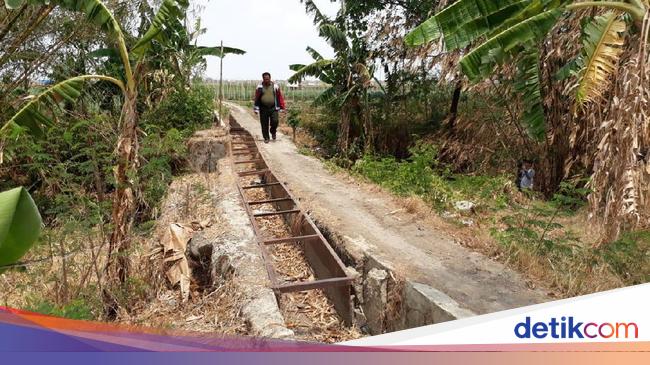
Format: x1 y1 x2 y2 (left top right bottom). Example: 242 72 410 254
228 117 354 325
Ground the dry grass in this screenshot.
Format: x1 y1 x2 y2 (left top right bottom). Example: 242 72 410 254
119 275 248 335
387 188 629 298
276 108 322 151
117 171 249 333
0 169 252 338
0 223 111 316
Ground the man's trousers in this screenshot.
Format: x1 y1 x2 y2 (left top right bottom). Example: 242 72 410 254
259 106 279 140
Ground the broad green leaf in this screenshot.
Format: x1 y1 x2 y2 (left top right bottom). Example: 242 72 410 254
306 46 325 61
574 12 626 106
312 86 338 106
4 0 49 9
5 0 23 9
192 45 246 58
0 187 42 273
515 50 546 141
1 75 124 137
405 16 441 46
289 64 306 72
288 59 335 84
555 58 579 80
87 47 120 59
488 0 564 37
53 0 134 86
319 24 349 53
460 8 563 82
435 0 530 50
301 0 330 25
58 0 124 39
337 84 360 107
132 0 189 56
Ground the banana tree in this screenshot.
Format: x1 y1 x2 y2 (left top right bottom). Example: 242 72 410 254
406 0 648 140
1 0 190 283
141 13 245 88
291 0 375 152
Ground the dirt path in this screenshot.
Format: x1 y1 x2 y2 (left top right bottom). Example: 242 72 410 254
227 103 548 316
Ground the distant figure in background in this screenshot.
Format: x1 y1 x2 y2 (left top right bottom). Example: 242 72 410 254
253 72 286 143
517 159 535 190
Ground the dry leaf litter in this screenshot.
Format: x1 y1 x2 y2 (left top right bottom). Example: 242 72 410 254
238 166 361 342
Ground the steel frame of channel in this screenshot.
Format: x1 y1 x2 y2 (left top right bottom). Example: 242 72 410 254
227 117 353 325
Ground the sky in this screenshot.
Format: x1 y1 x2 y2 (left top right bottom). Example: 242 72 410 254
196 0 340 81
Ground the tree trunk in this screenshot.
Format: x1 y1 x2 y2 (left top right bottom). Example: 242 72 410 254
362 104 374 152
107 90 139 284
360 90 374 152
447 79 463 131
338 105 351 153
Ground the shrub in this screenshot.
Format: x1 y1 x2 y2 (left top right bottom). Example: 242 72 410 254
597 231 650 285
353 143 454 209
27 296 98 320
135 84 217 222
287 108 301 139
551 179 591 212
142 84 215 131
0 114 116 224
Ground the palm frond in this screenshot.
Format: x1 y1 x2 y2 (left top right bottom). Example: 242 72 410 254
300 0 330 25
131 0 189 56
306 46 325 61
460 8 563 82
288 59 334 84
574 11 626 106
289 64 306 72
337 84 360 107
488 0 564 37
555 58 579 80
312 86 338 106
87 47 120 59
192 45 246 58
319 23 349 53
405 16 441 46
435 0 530 50
56 0 135 86
515 50 546 141
58 0 124 39
319 69 336 85
1 75 124 137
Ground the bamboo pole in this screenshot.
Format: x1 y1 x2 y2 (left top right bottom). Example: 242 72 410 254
219 40 224 121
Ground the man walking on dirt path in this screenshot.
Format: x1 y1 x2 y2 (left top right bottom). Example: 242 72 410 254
254 72 286 143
